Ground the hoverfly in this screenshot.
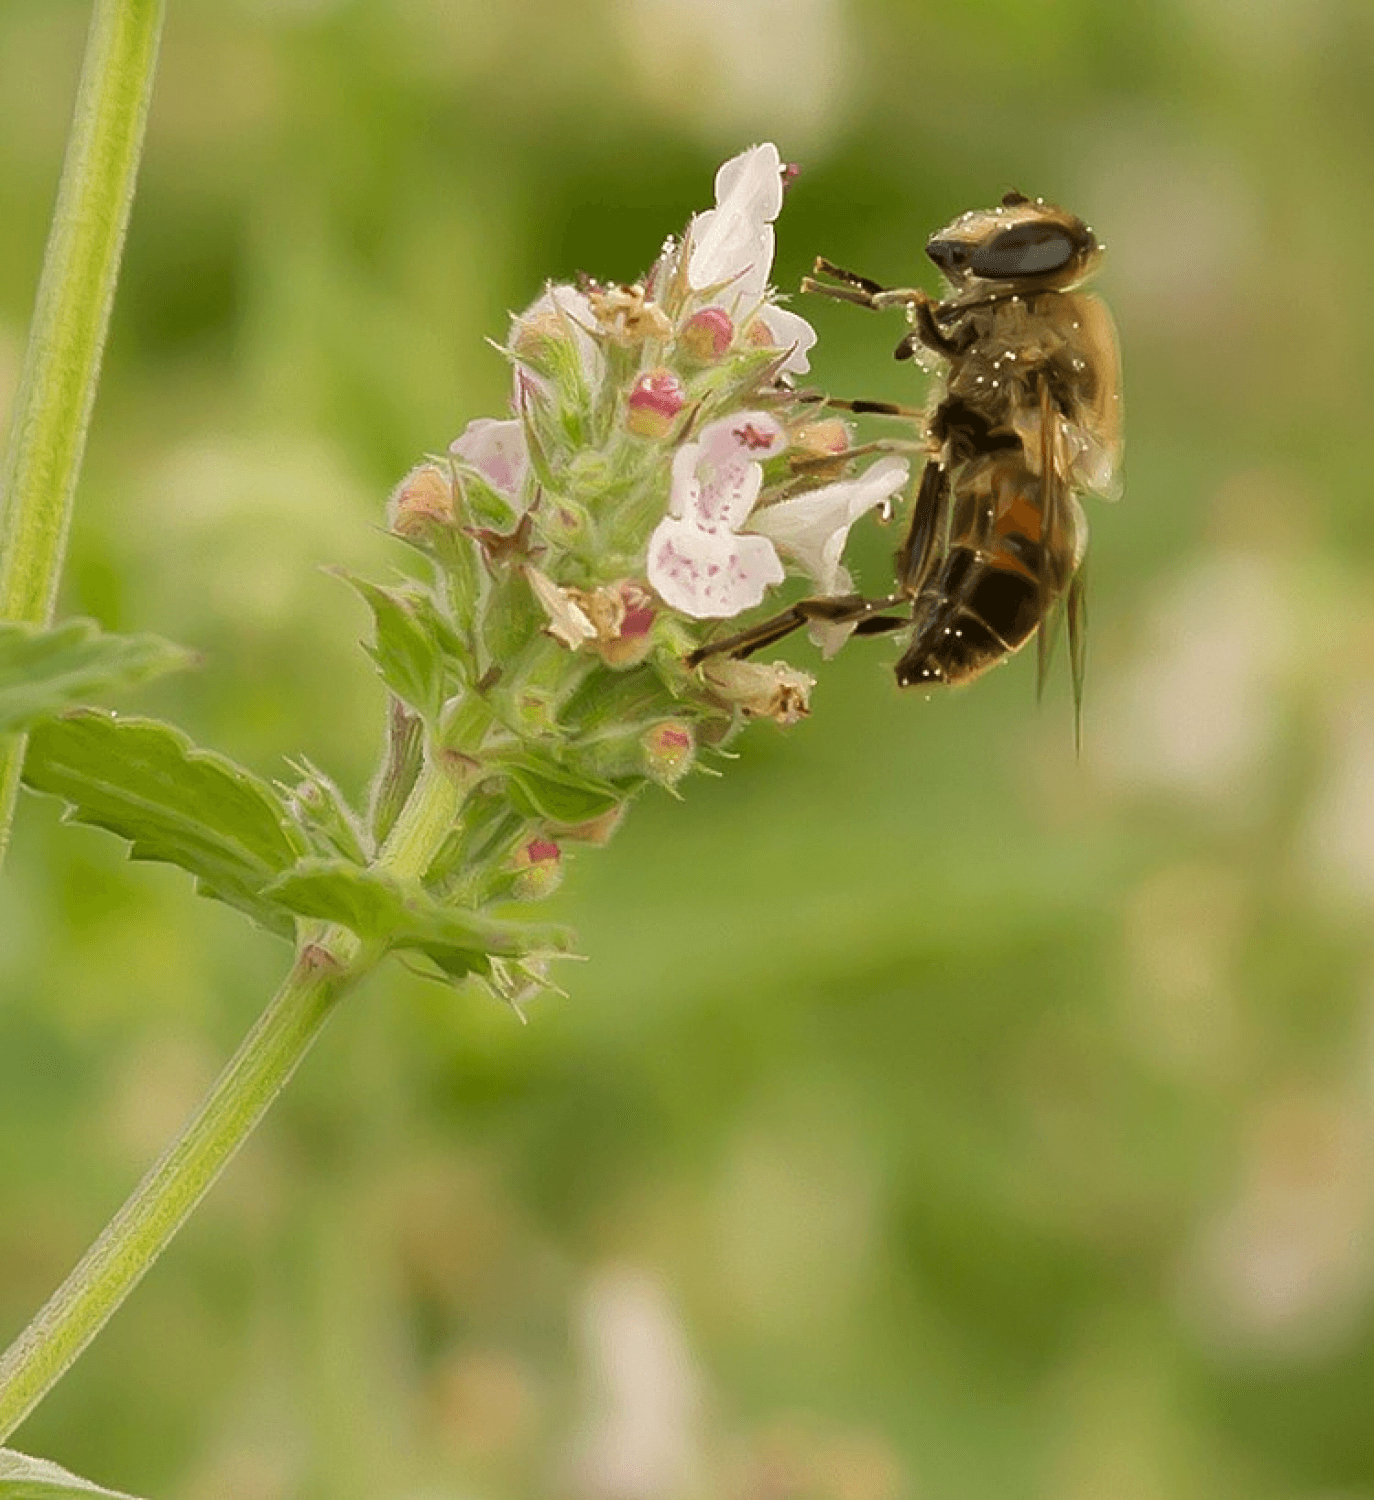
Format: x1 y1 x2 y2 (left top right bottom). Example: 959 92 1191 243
689 192 1123 723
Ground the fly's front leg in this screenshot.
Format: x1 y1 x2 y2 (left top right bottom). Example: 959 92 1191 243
801 259 932 320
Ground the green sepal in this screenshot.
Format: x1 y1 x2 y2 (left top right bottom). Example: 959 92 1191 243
264 857 574 959
495 751 625 824
0 618 195 733
338 573 461 725
369 699 424 846
282 758 369 864
22 711 307 937
0 1446 143 1499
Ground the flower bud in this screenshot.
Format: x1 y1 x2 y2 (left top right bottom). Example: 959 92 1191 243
626 369 686 438
642 720 695 787
388 463 455 538
509 837 563 901
677 306 734 362
792 418 851 460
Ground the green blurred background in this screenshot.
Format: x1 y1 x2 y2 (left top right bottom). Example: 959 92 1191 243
4 1 1374 1496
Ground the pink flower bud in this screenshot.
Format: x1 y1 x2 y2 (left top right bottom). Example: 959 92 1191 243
509 837 563 900
642 720 695 787
678 306 734 362
792 418 851 459
626 369 686 438
388 464 455 537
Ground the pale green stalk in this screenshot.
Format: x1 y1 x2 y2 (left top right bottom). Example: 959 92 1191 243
0 755 468 1442
0 0 165 866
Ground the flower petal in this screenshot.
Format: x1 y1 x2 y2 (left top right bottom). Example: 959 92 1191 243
686 143 785 305
646 515 784 619
750 304 818 377
749 455 910 594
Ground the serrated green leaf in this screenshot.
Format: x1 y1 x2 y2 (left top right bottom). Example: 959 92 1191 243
497 752 623 824
23 712 307 936
340 574 454 723
0 618 195 732
265 857 573 958
0 1449 143 1500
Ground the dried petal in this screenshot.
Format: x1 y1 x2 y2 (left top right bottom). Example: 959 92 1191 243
699 657 815 725
525 566 598 649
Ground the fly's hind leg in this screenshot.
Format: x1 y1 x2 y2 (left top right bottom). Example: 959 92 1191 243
685 593 908 668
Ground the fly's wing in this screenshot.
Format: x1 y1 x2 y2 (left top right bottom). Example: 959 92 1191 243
1066 293 1124 501
1034 376 1083 702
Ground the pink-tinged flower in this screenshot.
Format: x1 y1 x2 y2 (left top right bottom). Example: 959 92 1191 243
450 418 529 500
572 580 657 667
626 369 687 438
646 412 789 619
750 455 910 595
682 143 817 380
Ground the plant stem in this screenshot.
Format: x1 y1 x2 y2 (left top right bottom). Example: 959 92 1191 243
0 0 165 867
0 751 468 1442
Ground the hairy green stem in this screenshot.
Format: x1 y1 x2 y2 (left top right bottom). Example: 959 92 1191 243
0 0 165 866
0 752 468 1441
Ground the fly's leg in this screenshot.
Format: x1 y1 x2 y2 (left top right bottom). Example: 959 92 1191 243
685 593 908 668
793 390 927 422
788 437 928 479
802 258 963 363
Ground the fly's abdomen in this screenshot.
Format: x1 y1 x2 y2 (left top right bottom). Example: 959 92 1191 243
896 454 1064 688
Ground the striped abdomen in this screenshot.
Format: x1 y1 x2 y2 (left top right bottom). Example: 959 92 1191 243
896 451 1073 688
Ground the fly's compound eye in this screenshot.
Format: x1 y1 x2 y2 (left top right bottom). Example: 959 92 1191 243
925 238 969 274
969 222 1078 278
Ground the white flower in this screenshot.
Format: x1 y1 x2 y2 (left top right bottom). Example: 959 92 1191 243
450 417 529 499
647 417 907 628
646 413 788 619
685 142 815 378
750 455 910 594
686 143 784 304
